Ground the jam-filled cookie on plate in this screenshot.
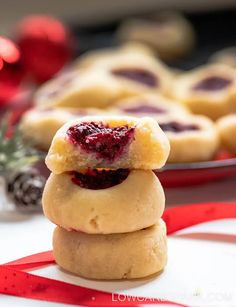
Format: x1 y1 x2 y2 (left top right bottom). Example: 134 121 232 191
35 54 172 109
157 114 219 163
34 68 127 109
110 93 189 119
89 52 173 98
216 114 236 154
46 115 170 173
173 64 236 120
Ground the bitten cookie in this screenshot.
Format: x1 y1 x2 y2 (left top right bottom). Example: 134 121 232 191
46 115 170 172
157 114 219 163
173 64 236 120
43 169 165 234
53 219 167 279
216 114 236 154
117 12 195 60
20 107 102 151
110 93 189 119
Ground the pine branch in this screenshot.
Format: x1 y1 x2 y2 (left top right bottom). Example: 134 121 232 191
0 115 45 176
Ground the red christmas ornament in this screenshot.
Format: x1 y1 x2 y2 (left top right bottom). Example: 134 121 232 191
0 36 25 107
16 15 73 83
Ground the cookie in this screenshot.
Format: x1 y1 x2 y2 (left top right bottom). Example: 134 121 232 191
117 12 195 60
43 169 165 234
35 47 172 109
21 107 103 151
89 52 173 98
34 68 126 109
110 93 189 119
46 115 170 173
53 219 167 279
76 42 156 69
210 47 236 68
173 64 236 120
157 114 219 163
216 114 236 154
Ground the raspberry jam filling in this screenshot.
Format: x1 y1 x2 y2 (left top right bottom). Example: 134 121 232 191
111 68 158 87
71 169 130 190
67 122 135 161
122 104 166 114
192 76 232 91
159 121 199 133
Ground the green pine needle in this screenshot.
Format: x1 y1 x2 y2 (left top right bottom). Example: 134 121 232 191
0 115 45 175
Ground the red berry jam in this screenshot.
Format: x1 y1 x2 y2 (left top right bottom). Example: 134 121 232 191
122 104 166 114
71 169 130 190
192 76 232 91
159 121 199 133
67 122 135 161
111 68 158 87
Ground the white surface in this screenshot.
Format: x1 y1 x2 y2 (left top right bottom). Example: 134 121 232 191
0 207 236 307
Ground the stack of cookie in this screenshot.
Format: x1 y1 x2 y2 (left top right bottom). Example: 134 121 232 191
43 115 170 279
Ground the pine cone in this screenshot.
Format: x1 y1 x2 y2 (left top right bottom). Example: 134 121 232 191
7 168 46 212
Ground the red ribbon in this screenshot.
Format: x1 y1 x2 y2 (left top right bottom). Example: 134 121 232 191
163 202 236 235
1 202 236 306
4 251 55 270
0 266 185 307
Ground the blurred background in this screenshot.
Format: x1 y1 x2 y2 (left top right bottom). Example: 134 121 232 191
1 0 236 34
1 0 236 70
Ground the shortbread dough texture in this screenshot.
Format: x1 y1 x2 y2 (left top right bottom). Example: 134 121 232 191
53 219 167 279
46 115 170 172
43 170 165 234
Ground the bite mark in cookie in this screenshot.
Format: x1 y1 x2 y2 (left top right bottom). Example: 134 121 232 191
67 122 135 161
